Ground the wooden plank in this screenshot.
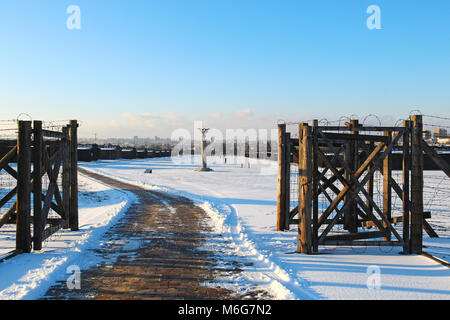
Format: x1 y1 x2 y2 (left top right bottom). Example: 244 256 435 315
316 126 404 132
0 187 17 209
298 123 312 254
402 120 411 253
0 250 21 263
41 150 62 228
421 140 450 178
289 206 298 220
16 121 32 253
0 145 17 171
347 120 359 233
276 124 287 231
359 142 403 201
63 126 70 228
42 129 65 139
366 142 374 217
3 165 17 180
410 115 423 254
423 219 439 238
42 220 66 242
33 121 43 251
284 132 291 231
69 120 79 231
383 131 392 241
321 132 389 143
421 252 450 268
0 202 16 228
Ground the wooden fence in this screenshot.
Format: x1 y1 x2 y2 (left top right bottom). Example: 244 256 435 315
277 115 449 254
0 120 78 258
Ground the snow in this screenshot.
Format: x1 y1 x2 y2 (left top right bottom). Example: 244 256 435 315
0 173 136 300
79 155 450 300
0 154 448 300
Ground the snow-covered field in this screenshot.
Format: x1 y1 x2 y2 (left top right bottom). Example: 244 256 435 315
0 155 448 300
78 155 450 300
0 173 136 300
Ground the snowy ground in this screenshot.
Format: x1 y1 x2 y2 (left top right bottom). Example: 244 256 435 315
0 173 136 300
78 155 450 300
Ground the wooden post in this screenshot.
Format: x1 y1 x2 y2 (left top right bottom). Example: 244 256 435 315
383 131 392 241
256 137 260 159
410 115 423 254
32 121 43 251
276 124 287 231
284 132 291 230
16 121 32 253
402 120 411 254
312 120 319 252
69 120 79 231
366 141 374 217
350 120 359 233
344 120 358 233
63 126 70 229
298 123 312 254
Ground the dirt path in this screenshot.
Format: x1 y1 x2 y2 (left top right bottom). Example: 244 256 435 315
42 168 270 300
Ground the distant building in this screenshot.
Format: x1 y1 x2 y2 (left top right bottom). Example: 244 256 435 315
433 128 448 139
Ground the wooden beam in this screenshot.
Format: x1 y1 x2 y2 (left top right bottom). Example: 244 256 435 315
33 121 43 251
316 126 404 132
0 145 17 171
423 219 439 238
312 120 319 252
69 120 79 231
402 120 411 253
0 187 17 209
276 124 287 231
3 165 17 180
284 132 291 231
42 130 65 139
16 121 32 253
383 131 392 241
421 140 450 178
298 123 312 254
63 126 70 228
321 132 389 143
0 202 16 228
410 115 423 254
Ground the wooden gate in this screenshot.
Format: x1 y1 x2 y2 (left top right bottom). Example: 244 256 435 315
0 120 78 258
277 115 444 255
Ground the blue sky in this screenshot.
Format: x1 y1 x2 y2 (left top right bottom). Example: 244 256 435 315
0 0 449 137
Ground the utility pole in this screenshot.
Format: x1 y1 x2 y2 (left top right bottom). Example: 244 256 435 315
195 128 213 172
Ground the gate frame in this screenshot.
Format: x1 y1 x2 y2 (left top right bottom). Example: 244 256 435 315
277 115 442 254
0 120 78 257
